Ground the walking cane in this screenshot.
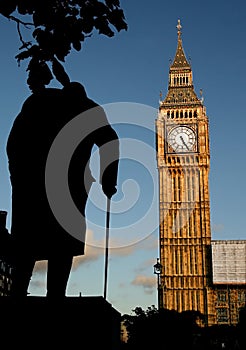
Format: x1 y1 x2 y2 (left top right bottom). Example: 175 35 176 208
103 196 111 299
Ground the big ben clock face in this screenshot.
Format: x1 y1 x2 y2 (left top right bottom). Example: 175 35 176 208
167 126 196 152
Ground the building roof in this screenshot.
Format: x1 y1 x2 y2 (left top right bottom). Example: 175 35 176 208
170 19 191 71
160 19 202 109
211 240 246 284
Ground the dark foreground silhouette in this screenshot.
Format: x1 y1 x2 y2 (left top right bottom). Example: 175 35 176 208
6 82 119 297
0 296 121 349
121 306 246 350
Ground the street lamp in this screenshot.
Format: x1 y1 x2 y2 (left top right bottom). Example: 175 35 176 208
153 258 162 310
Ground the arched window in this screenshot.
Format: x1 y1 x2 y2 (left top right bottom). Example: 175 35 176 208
187 175 191 201
173 172 176 201
177 172 181 201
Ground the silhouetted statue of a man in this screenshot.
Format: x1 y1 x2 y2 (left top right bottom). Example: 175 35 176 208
7 81 119 298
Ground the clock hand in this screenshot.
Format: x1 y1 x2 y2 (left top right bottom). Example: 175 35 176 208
180 136 189 150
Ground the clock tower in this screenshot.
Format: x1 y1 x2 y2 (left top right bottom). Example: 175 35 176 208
156 20 213 324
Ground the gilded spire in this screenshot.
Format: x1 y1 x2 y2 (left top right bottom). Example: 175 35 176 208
170 19 190 70
160 19 202 106
177 19 182 37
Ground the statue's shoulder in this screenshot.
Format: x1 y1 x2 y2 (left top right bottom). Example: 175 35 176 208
20 88 63 111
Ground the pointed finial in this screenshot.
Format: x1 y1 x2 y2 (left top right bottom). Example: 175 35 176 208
200 89 204 103
177 19 182 37
159 91 163 105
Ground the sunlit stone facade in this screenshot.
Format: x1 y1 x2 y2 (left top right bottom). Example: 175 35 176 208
156 20 246 326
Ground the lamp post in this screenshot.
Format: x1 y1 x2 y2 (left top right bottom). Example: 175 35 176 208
153 258 163 310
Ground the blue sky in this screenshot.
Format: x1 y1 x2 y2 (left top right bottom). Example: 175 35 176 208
0 0 246 315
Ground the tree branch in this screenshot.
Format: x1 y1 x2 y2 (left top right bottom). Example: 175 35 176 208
8 15 34 49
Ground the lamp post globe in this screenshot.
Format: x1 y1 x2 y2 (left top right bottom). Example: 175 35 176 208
153 258 162 310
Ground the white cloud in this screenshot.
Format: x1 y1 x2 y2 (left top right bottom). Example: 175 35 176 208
32 230 158 279
131 275 156 294
212 223 224 232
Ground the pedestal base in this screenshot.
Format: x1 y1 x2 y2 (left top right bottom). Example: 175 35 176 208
0 296 121 349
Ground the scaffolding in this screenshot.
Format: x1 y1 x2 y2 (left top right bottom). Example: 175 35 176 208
211 240 246 284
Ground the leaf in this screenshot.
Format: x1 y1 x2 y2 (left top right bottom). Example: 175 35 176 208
17 0 34 15
94 16 114 37
27 59 53 92
80 18 94 34
72 40 82 51
0 0 17 16
108 8 128 31
3 0 128 90
105 0 120 9
51 57 70 87
15 50 32 65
